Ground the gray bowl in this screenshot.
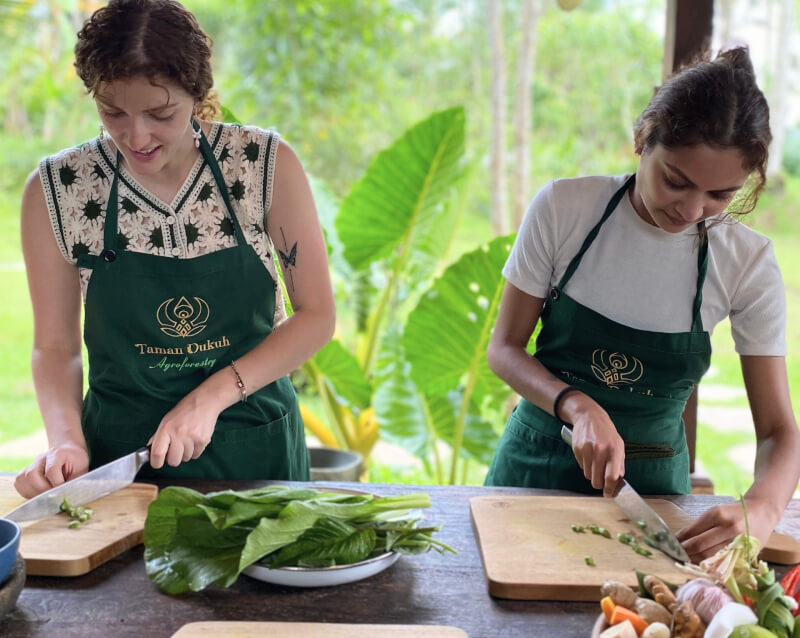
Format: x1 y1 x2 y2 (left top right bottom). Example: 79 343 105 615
308 447 363 482
0 553 25 621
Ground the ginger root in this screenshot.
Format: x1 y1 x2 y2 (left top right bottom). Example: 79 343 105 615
643 574 678 612
634 597 673 626
672 600 706 638
600 580 638 609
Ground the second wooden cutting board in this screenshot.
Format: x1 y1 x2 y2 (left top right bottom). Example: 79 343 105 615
470 495 800 601
171 622 468 637
0 476 157 576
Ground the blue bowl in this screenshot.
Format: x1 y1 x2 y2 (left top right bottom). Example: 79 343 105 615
0 519 21 586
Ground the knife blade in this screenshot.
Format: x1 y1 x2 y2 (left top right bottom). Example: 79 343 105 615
4 447 150 523
559 425 690 563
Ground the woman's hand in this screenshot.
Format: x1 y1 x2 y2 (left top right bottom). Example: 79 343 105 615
676 498 776 562
562 392 626 497
14 442 89 498
148 391 222 469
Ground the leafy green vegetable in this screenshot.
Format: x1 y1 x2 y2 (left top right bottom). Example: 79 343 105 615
143 486 456 594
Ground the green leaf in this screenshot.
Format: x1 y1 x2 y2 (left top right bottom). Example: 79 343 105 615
265 518 376 568
403 234 516 399
425 392 497 466
238 500 324 573
310 339 372 410
372 324 430 458
143 487 254 594
308 174 345 271
335 106 466 270
219 104 241 124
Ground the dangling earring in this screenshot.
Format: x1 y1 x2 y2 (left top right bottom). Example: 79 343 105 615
192 125 201 149
99 124 105 140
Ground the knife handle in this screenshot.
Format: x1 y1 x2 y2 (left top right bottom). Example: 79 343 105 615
135 446 151 470
560 425 573 447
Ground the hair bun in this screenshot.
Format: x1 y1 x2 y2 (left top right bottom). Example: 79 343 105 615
717 46 756 77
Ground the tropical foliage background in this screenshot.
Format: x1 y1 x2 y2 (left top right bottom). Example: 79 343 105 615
0 0 799 496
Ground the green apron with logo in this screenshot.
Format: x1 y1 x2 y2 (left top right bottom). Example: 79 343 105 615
485 175 710 494
76 122 309 480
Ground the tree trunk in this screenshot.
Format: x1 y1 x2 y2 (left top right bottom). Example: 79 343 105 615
488 0 508 235
766 0 793 179
511 0 542 229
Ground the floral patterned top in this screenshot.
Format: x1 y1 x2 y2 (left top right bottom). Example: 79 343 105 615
38 122 287 324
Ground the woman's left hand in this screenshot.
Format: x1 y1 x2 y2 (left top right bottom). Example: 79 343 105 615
148 392 221 469
675 499 775 562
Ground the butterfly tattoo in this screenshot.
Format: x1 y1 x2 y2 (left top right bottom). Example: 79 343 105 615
279 227 297 292
278 242 297 268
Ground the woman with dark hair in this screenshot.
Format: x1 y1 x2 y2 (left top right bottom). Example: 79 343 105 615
15 0 334 493
484 48 800 560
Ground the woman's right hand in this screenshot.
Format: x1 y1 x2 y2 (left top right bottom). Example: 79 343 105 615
561 392 625 497
14 443 89 498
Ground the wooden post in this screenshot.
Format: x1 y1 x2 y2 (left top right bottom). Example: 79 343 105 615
663 0 714 79
664 0 714 491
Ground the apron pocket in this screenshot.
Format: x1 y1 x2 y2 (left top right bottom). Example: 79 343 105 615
213 411 291 442
209 408 309 481
485 412 592 492
623 452 691 495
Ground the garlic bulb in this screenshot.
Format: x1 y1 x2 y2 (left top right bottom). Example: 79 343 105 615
676 577 733 625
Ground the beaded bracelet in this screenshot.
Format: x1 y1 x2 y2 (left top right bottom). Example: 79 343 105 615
230 360 247 403
553 385 581 424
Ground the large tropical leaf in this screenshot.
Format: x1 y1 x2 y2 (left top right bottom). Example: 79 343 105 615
335 106 466 271
372 325 430 459
309 174 347 275
403 234 516 401
309 339 372 410
425 392 497 467
403 163 475 300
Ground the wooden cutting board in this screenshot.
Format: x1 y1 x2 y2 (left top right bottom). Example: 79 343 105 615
470 495 800 601
171 623 469 637
0 476 157 576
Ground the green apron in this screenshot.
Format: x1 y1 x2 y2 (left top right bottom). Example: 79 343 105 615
485 175 711 494
76 122 309 481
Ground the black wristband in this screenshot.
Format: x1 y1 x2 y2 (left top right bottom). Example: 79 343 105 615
553 385 581 424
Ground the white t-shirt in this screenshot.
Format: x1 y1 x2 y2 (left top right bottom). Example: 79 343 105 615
503 175 786 356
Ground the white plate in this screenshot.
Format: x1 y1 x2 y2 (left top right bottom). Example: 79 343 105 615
242 551 400 587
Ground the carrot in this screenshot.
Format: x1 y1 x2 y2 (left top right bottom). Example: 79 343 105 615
601 595 616 623
609 605 648 636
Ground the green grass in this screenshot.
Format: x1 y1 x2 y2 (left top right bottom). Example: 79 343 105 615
0 270 38 445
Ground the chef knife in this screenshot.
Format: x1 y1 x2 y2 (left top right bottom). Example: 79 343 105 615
4 447 150 523
559 425 690 563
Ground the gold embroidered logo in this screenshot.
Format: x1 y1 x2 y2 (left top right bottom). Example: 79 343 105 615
590 349 643 388
156 296 210 338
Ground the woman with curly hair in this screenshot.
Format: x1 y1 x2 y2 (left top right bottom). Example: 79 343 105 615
15 0 334 492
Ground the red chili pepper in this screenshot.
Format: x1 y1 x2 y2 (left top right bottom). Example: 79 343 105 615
779 564 800 616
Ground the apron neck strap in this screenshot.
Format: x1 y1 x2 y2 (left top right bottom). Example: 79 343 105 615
192 119 248 246
103 152 122 254
691 222 709 333
556 174 635 290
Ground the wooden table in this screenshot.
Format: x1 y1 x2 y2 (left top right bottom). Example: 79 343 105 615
2 481 799 638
